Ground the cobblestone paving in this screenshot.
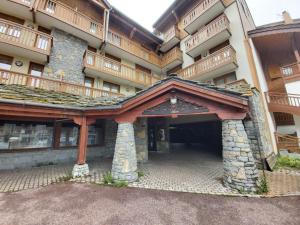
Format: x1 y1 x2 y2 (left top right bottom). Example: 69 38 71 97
266 169 300 196
0 151 300 197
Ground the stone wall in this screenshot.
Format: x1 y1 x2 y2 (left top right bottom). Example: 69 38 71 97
134 118 148 163
222 120 259 192
0 120 117 171
43 28 88 84
248 89 274 159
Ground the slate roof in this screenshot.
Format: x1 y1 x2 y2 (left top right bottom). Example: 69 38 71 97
0 76 249 110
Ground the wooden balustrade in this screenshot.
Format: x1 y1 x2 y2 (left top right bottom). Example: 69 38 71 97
179 45 236 80
183 0 220 28
10 0 34 7
281 63 300 77
37 0 103 39
163 25 180 43
274 112 295 126
265 92 300 108
107 30 161 67
185 14 229 52
0 69 122 98
162 47 183 68
0 18 52 55
84 51 160 87
275 133 300 153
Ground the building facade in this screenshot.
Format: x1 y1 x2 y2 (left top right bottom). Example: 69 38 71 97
249 12 300 156
0 0 283 192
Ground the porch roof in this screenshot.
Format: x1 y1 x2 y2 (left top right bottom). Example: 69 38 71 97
0 76 247 111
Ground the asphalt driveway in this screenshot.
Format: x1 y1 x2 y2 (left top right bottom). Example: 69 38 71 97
0 183 299 225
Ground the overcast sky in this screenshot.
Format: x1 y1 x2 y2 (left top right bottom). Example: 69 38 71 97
108 0 300 31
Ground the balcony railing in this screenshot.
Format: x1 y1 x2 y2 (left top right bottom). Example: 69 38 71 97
0 18 52 55
281 63 300 81
163 25 180 43
37 0 104 39
183 0 221 28
265 92 300 108
162 47 183 68
275 133 300 154
84 51 161 87
10 0 34 7
107 30 161 67
0 69 122 98
179 45 237 80
185 14 230 52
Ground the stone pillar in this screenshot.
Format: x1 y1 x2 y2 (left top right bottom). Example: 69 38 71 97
72 117 89 178
222 120 259 192
112 123 138 182
134 118 148 163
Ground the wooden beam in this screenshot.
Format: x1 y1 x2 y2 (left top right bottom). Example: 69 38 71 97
75 117 88 165
130 27 137 39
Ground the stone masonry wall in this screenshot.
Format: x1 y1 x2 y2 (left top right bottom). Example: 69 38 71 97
248 89 274 159
222 120 259 192
134 118 148 163
43 28 88 84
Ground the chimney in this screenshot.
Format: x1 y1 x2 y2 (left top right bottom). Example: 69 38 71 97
282 11 293 24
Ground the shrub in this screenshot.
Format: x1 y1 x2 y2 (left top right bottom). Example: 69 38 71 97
256 178 268 194
102 171 128 188
103 171 113 185
138 171 144 178
275 156 300 169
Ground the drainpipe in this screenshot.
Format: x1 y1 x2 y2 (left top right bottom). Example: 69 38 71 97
100 8 111 51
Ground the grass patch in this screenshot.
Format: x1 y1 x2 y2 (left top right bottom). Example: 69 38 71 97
102 171 128 188
274 156 300 170
137 171 144 178
256 178 268 195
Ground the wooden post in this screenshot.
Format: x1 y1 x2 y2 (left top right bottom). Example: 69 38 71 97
73 117 88 165
53 122 62 149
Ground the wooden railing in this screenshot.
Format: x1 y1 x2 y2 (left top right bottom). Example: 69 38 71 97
275 133 300 153
163 25 180 43
162 47 183 68
185 14 230 52
179 45 236 80
265 92 300 108
84 51 161 87
10 0 34 7
281 63 300 78
107 30 161 67
0 69 123 98
274 112 295 126
37 0 103 39
183 0 221 28
0 18 52 55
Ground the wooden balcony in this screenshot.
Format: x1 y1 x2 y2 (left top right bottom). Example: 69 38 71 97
0 0 34 20
275 133 300 153
0 18 52 63
160 25 181 53
185 14 230 57
0 69 122 98
183 0 225 34
106 30 162 72
274 112 295 126
161 47 183 72
281 63 300 83
83 51 161 88
265 92 300 116
179 45 237 81
36 0 104 47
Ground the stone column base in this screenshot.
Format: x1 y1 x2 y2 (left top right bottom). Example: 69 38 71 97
112 171 138 183
72 164 89 178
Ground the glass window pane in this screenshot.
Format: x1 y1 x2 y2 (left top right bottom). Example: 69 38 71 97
59 127 78 147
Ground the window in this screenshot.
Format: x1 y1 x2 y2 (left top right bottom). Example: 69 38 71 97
214 73 237 86
59 125 79 147
37 36 49 50
0 121 53 150
84 77 94 96
88 126 104 146
29 62 44 87
103 81 120 93
0 54 13 70
107 31 121 46
90 22 98 34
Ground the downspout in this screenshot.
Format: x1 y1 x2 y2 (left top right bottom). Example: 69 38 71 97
100 8 111 51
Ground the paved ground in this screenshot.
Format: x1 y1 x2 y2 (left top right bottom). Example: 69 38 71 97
0 149 300 196
0 183 299 225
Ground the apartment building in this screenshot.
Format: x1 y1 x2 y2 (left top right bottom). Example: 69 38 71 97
249 12 300 154
0 0 278 192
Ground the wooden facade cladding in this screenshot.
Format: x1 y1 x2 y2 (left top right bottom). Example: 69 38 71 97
275 133 300 154
281 62 300 83
0 69 123 98
107 29 161 67
36 0 104 40
161 47 183 69
179 45 237 80
84 50 161 87
0 18 52 55
10 0 34 7
163 25 180 44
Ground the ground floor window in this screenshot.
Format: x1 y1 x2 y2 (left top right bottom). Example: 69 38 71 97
0 120 105 151
0 121 53 150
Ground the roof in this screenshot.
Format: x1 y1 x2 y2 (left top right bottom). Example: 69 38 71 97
0 76 247 111
248 18 300 37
